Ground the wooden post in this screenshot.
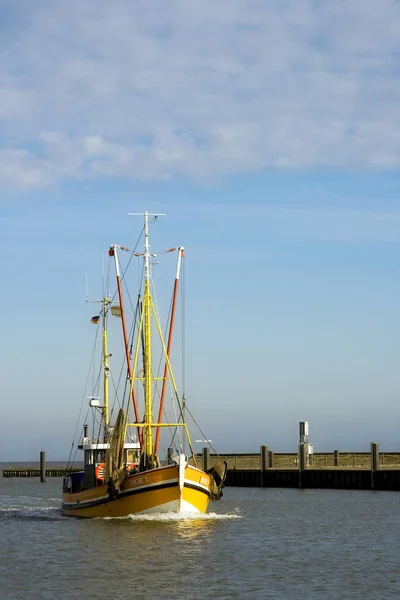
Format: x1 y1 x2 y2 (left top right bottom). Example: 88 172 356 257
333 449 339 467
202 447 210 472
260 445 268 487
371 442 379 489
298 444 307 488
40 450 46 483
268 450 274 469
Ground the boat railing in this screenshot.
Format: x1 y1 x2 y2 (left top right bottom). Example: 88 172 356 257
83 437 102 445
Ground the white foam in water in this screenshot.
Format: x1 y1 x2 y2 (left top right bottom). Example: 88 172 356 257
0 503 67 520
103 510 242 521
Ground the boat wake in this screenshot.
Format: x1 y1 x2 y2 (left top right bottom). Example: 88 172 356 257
0 505 67 521
1 504 242 522
104 510 242 522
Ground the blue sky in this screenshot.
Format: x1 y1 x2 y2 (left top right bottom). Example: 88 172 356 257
1 1 400 460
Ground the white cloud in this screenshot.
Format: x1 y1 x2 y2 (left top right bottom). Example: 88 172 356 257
1 0 400 188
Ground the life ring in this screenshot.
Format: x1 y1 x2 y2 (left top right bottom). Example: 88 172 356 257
95 463 106 482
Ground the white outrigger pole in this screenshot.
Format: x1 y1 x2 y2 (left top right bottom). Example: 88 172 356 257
154 244 184 454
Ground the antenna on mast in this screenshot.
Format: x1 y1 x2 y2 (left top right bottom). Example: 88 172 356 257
128 211 167 228
85 255 110 305
85 273 105 305
102 253 105 299
128 212 166 281
85 271 89 303
128 212 167 217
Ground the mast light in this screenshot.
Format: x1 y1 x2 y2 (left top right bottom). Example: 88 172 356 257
89 398 101 408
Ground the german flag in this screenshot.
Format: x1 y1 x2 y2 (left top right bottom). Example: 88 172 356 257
91 315 100 324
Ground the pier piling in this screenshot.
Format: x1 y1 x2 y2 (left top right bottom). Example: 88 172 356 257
371 442 379 489
268 451 274 469
260 445 268 487
40 451 46 483
202 447 210 472
298 443 307 488
333 449 339 467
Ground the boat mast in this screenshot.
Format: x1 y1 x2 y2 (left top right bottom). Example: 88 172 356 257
129 211 165 462
102 297 110 428
143 211 154 458
86 285 110 430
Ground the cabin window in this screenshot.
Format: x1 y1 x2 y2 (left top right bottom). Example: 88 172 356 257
96 451 106 463
126 449 139 463
85 450 94 465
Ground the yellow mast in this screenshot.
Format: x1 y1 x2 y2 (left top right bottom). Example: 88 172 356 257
102 297 110 428
141 211 160 458
130 212 204 468
143 211 153 456
143 277 153 456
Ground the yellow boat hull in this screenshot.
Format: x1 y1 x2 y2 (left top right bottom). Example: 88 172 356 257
62 464 212 518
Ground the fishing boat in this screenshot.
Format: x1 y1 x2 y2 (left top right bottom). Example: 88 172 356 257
62 211 226 517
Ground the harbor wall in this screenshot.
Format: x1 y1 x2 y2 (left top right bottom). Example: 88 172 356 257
198 451 400 470
225 468 400 491
199 447 400 491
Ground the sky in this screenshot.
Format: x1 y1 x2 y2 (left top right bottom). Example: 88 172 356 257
1 0 400 460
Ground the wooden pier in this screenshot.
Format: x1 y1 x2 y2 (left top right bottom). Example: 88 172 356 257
225 466 400 491
198 444 400 492
2 468 81 478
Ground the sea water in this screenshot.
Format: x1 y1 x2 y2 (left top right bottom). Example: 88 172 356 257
1 469 400 599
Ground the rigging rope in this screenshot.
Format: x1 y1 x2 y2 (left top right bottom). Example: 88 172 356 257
183 401 223 460
66 318 101 468
67 227 145 469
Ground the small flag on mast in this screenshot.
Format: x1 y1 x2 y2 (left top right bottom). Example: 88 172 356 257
91 315 100 324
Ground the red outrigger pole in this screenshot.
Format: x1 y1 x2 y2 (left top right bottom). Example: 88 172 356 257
154 247 184 453
109 245 143 447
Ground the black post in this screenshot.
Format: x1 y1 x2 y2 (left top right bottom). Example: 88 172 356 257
371 442 379 489
298 444 307 488
40 450 46 483
268 450 274 469
333 449 339 467
260 445 268 487
202 447 210 472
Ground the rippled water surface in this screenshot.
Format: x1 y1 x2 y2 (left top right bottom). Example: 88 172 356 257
1 473 400 599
